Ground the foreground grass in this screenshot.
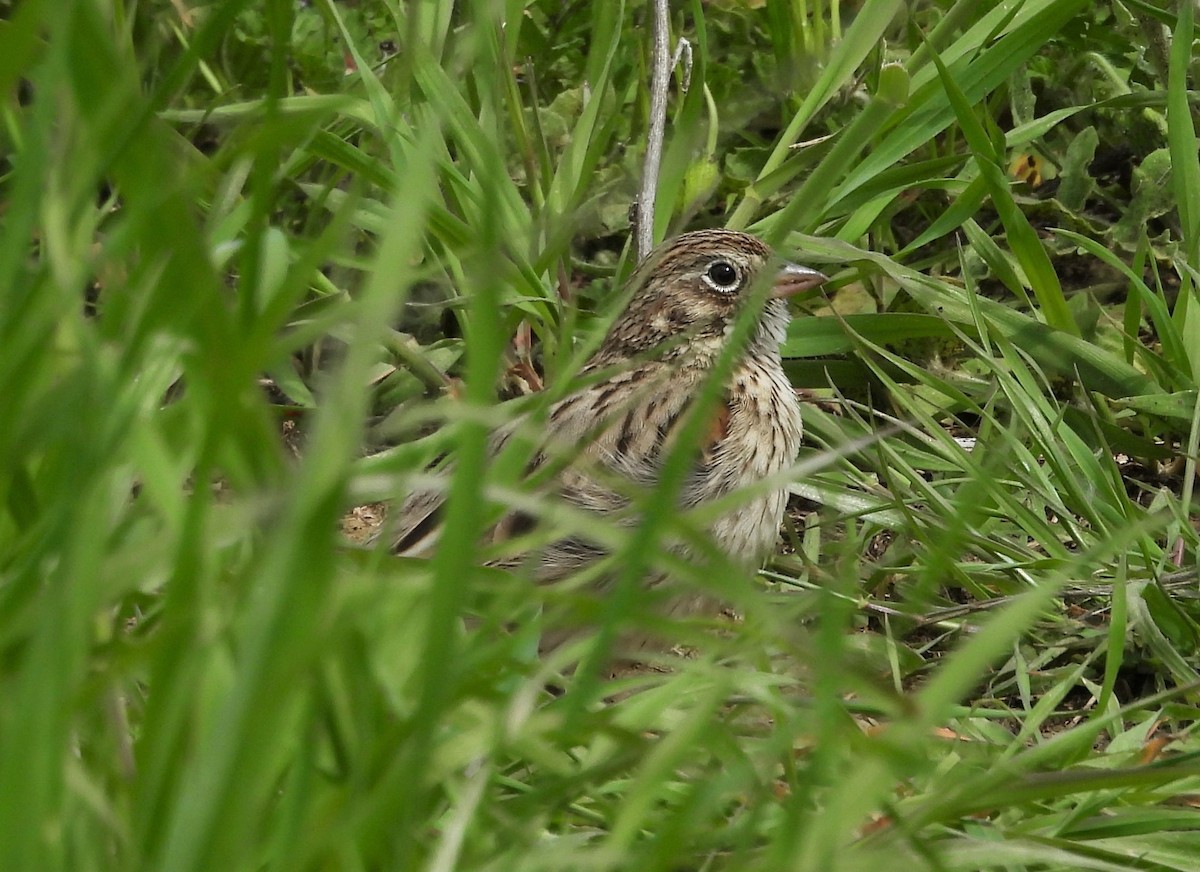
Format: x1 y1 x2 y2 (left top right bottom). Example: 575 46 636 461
2 1 1200 869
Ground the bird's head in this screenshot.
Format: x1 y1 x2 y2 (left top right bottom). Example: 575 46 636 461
596 229 826 364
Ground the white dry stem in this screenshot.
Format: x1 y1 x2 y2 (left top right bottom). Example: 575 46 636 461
636 3 691 261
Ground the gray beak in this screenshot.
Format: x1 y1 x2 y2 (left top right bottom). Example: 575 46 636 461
770 262 828 299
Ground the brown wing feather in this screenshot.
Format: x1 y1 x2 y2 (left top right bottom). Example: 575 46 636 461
392 489 446 557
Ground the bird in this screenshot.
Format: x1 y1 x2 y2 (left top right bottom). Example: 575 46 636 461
389 229 827 642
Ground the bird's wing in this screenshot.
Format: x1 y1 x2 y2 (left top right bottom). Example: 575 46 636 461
389 420 520 557
387 364 724 562
547 362 731 486
392 487 446 557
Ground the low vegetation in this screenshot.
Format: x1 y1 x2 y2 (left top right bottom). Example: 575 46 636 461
2 1 1199 869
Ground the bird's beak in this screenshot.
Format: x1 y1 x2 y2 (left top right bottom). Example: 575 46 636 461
771 262 828 299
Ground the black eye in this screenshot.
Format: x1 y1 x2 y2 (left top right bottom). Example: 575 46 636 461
705 260 739 289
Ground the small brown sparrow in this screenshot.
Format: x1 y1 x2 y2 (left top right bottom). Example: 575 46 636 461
391 229 826 638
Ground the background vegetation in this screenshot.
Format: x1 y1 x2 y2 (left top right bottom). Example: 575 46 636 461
2 0 1200 869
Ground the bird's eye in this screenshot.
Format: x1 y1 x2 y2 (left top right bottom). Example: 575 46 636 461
704 260 740 291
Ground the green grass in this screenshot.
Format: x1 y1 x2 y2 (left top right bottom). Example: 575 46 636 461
3 1 1200 869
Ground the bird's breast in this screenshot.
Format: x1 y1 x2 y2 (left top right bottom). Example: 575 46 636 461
548 354 802 562
717 357 803 481
697 355 803 561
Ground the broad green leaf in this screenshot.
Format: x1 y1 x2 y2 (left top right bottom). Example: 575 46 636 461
783 313 955 358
